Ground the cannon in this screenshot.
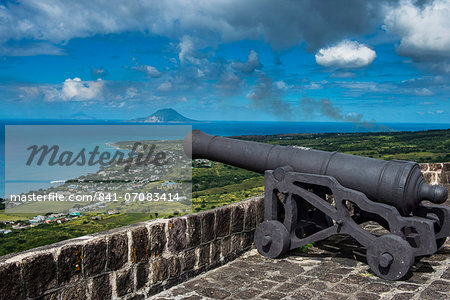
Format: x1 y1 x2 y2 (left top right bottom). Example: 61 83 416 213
184 130 450 280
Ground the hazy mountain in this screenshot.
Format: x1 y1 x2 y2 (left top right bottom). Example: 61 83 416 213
69 112 95 120
132 108 200 123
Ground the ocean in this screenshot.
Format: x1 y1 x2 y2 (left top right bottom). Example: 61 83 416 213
1 119 449 198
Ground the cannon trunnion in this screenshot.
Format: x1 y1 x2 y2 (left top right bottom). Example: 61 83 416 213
184 130 450 280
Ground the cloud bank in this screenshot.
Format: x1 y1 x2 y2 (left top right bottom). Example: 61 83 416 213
384 0 450 61
0 0 385 52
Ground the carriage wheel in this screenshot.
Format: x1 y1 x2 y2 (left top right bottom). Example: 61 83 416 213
254 220 290 258
367 235 414 281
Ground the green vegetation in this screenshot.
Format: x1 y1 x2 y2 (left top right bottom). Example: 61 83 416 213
298 243 314 254
0 213 153 256
1 129 449 256
235 129 450 162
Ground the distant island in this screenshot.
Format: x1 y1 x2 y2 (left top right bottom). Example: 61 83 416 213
68 112 95 120
132 108 201 123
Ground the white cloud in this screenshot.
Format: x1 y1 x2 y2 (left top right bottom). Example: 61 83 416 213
315 40 376 68
60 78 104 101
34 78 104 102
304 82 323 90
16 79 151 103
414 88 434 96
419 110 446 115
18 86 41 99
141 65 161 77
383 0 450 60
157 81 172 92
109 101 126 108
126 87 138 98
275 81 288 90
340 81 379 91
178 35 196 65
130 60 162 77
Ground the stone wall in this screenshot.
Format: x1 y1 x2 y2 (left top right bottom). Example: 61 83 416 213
0 196 264 300
420 162 450 185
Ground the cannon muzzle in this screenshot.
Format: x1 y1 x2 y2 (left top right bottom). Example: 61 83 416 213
184 129 447 215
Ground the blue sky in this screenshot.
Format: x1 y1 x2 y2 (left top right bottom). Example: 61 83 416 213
0 0 449 123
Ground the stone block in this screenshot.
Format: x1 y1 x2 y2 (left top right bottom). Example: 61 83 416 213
127 294 146 300
221 236 231 258
242 231 254 249
442 163 450 172
0 262 22 299
186 214 201 248
116 268 134 297
437 171 449 184
365 283 392 293
60 283 88 300
182 249 197 271
215 207 231 237
201 211 215 243
148 283 163 296
197 287 231 299
198 243 211 266
83 238 107 277
423 172 434 184
91 274 112 300
136 262 149 290
231 205 244 233
355 292 381 300
23 252 57 298
419 163 429 172
429 163 443 171
58 244 83 284
152 257 169 282
210 240 221 264
391 293 415 300
231 234 241 253
107 232 128 271
168 218 187 252
131 227 149 263
40 291 60 300
244 202 256 231
169 256 182 278
255 197 265 224
149 223 166 257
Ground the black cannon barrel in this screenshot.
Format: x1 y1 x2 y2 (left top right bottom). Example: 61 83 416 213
184 130 448 215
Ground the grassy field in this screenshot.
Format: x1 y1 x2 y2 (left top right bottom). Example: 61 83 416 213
1 129 449 256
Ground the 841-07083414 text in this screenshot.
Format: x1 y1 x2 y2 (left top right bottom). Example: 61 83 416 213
8 192 181 202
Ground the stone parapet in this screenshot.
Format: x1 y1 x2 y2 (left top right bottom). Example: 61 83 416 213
0 196 264 300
